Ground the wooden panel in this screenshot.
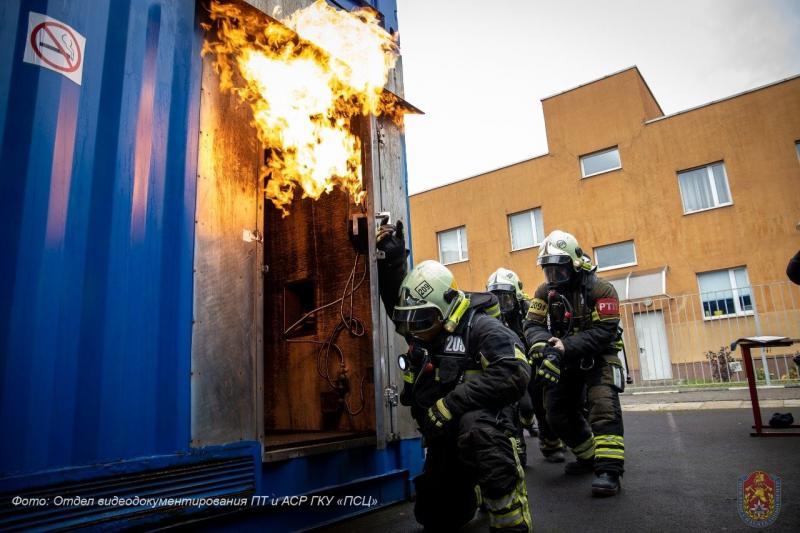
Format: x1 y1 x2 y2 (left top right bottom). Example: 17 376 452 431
263 188 376 434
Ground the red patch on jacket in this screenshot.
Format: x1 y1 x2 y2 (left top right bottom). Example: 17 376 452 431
597 298 619 316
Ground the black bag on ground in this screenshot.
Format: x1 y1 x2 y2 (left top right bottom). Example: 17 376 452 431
768 412 794 428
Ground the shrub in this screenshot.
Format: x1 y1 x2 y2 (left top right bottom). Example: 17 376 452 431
705 346 738 382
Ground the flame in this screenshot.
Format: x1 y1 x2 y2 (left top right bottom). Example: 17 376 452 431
203 0 400 215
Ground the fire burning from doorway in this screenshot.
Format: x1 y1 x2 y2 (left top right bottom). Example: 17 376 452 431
203 0 400 215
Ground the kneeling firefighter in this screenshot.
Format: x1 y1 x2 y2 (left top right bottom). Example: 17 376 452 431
523 230 627 497
377 221 533 532
487 268 565 464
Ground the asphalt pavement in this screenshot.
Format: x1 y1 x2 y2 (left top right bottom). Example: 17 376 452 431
320 409 800 532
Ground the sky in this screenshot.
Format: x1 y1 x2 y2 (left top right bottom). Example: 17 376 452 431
395 0 800 194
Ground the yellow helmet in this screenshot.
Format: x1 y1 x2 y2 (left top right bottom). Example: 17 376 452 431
393 260 467 337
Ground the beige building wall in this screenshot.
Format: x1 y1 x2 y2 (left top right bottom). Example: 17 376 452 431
409 67 800 370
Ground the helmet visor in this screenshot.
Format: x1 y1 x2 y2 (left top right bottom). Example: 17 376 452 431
392 306 441 336
538 254 572 267
494 291 517 314
487 282 516 293
543 264 572 285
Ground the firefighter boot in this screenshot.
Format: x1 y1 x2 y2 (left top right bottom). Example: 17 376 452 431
591 472 621 496
564 458 594 475
543 448 565 463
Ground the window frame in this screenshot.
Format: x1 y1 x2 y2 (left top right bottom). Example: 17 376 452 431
594 240 637 272
677 161 733 215
579 146 622 178
508 207 544 252
437 226 469 265
696 266 753 321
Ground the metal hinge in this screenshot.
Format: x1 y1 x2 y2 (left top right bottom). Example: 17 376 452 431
384 385 398 407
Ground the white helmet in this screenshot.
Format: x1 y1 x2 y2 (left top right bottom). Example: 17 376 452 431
537 230 589 287
487 267 524 314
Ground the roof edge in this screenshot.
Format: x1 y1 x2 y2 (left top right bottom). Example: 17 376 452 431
541 65 664 116
541 65 639 102
645 72 800 125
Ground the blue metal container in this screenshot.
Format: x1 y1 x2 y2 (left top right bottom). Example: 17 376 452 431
0 0 421 529
0 0 200 476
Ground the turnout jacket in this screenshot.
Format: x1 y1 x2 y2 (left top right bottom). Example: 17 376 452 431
523 272 622 366
378 256 530 423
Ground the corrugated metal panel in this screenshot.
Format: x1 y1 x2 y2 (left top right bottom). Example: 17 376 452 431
0 0 201 476
0 456 256 531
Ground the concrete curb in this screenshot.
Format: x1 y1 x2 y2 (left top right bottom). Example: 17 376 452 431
622 398 800 412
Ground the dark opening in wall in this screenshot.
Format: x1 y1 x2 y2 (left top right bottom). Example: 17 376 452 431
284 279 317 338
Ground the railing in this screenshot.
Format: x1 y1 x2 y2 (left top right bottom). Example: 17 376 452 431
617 281 800 390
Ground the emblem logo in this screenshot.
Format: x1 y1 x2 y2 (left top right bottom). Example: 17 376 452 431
414 280 434 299
556 239 567 249
738 471 781 528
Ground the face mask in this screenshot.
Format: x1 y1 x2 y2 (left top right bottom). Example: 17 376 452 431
543 264 572 286
495 292 517 314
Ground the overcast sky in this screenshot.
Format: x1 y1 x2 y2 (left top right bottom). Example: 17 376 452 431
395 0 800 194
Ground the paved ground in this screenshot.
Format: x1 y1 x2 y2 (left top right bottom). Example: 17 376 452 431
321 409 800 532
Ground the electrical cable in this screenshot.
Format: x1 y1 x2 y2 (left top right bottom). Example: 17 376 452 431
284 247 369 416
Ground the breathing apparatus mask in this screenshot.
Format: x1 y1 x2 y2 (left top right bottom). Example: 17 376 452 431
539 255 574 290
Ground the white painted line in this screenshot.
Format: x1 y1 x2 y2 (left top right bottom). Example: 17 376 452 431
631 390 680 395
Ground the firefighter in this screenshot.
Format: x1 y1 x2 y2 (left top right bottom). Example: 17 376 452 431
377 221 533 532
523 230 626 497
487 268 565 464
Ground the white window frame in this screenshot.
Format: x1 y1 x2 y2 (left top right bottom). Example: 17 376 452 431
437 226 468 265
508 208 543 252
678 162 733 215
580 146 622 178
697 267 753 321
594 240 637 272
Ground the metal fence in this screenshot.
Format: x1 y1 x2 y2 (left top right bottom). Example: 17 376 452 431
617 281 800 390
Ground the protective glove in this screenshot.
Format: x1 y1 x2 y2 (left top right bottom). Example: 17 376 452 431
376 220 407 269
527 342 548 364
536 347 561 384
423 398 452 439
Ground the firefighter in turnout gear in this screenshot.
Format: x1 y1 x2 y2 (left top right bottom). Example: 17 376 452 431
487 268 565 464
523 230 627 497
377 221 533 532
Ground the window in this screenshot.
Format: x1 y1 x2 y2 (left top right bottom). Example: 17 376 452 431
678 162 732 214
508 208 544 251
608 268 667 301
438 226 468 264
697 267 753 319
594 240 637 271
795 140 800 160
580 147 621 178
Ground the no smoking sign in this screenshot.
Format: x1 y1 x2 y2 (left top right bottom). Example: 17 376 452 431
23 12 86 85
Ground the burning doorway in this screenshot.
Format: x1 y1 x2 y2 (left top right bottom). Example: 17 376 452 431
192 0 410 458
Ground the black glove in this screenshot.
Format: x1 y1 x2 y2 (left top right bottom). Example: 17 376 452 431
376 220 407 269
422 398 453 440
528 342 548 364
536 347 561 384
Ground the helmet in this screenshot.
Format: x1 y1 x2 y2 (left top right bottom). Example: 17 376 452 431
537 230 585 288
487 267 524 314
393 260 464 338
